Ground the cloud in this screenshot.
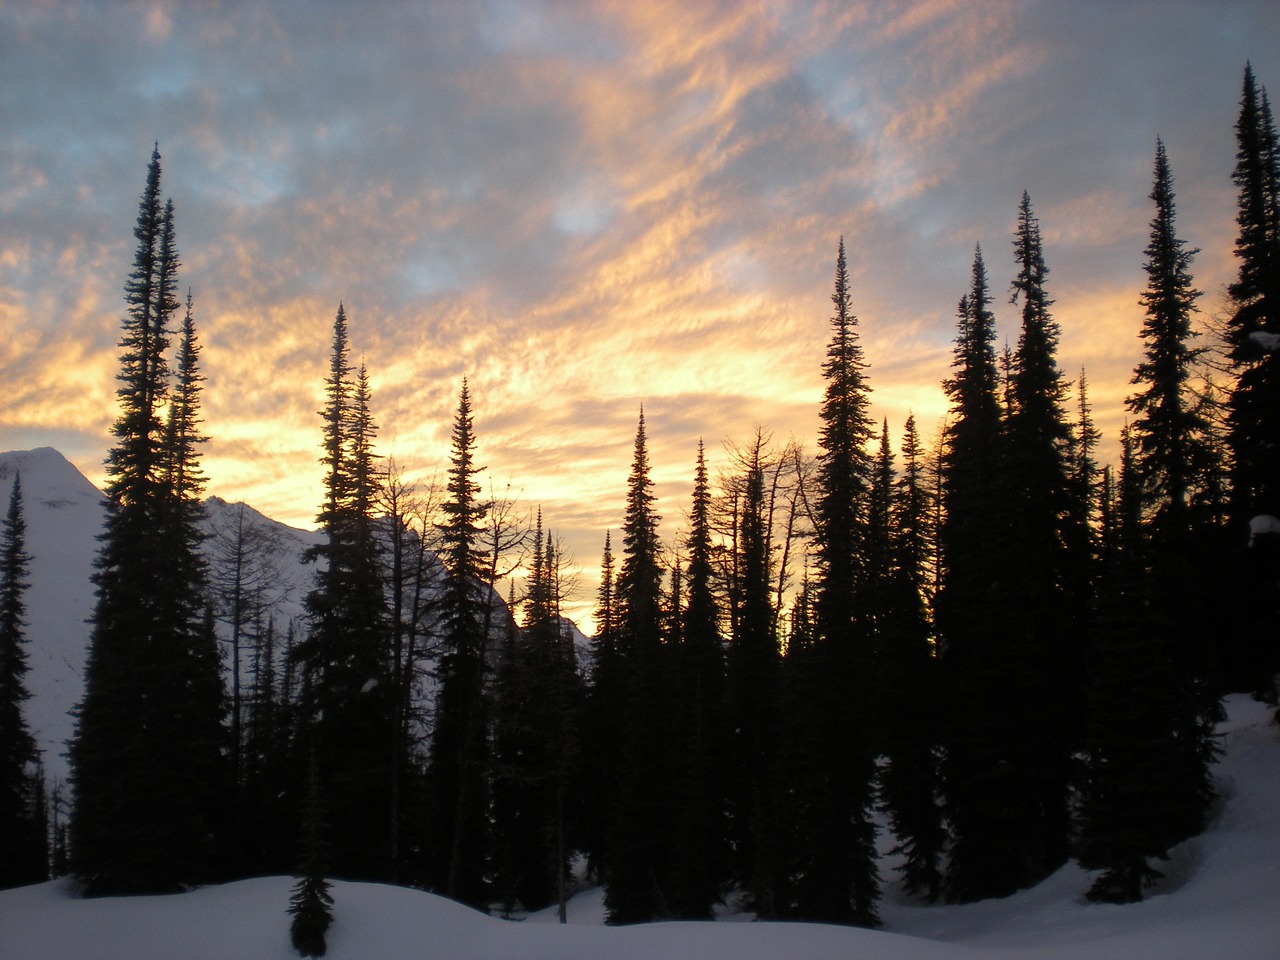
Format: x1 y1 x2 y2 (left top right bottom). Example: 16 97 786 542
2 0 1278 628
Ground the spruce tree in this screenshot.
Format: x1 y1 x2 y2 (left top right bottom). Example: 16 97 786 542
1078 143 1222 901
0 474 46 888
1226 64 1280 698
580 532 621 882
70 147 227 894
725 437 784 917
1077 427 1190 902
667 441 726 919
604 410 674 924
294 307 396 882
878 416 944 902
936 246 1016 903
289 749 334 958
1000 191 1075 887
491 513 581 915
784 238 879 925
427 379 492 905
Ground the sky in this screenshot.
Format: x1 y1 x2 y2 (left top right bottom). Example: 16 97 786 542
2 1 1277 628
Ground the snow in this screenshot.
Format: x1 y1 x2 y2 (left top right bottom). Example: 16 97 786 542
2 695 1276 960
0 451 324 787
1249 514 1280 543
1247 330 1280 353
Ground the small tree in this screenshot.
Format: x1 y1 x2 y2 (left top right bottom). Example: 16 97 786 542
289 749 334 958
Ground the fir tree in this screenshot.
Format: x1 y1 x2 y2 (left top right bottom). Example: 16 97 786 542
784 238 879 925
667 441 726 919
1078 144 1222 901
936 246 1016 904
289 749 334 958
1225 63 1280 698
580 532 621 882
70 147 227 894
604 410 674 924
1077 427 1196 902
427 379 492 905
878 416 944 902
294 307 395 882
1000 191 1075 887
725 436 784 918
0 474 46 887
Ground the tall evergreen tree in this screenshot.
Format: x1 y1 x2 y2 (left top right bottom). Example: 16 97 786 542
294 306 396 882
604 410 674 924
1078 143 1221 901
0 474 46 888
936 245 1018 904
784 238 880 925
427 379 492 906
1225 64 1280 698
70 147 227 894
999 191 1076 887
667 441 727 919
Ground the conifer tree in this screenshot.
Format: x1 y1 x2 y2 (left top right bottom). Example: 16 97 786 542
289 749 334 958
0 474 46 888
878 416 944 901
725 436 784 917
604 410 674 924
1077 427 1190 902
427 379 492 905
70 147 227 894
491 513 582 914
667 441 726 919
1078 144 1222 901
1226 63 1280 698
295 306 395 882
784 238 879 925
579 531 622 884
936 246 1016 904
1000 191 1075 886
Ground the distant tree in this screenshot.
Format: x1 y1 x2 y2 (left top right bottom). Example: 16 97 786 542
0 474 47 887
426 379 492 906
491 513 582 915
70 146 227 894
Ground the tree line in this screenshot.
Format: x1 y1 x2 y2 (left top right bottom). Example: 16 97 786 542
0 65 1276 949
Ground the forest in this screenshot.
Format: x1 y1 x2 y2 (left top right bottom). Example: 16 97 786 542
0 64 1277 958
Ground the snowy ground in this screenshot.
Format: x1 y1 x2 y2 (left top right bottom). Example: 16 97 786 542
2 695 1276 960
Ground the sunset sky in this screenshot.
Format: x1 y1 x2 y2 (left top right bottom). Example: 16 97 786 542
2 1 1277 628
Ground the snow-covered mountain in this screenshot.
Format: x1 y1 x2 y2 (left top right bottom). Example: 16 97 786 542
0 448 324 788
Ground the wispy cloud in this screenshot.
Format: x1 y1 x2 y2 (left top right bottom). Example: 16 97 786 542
1 0 1275 627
